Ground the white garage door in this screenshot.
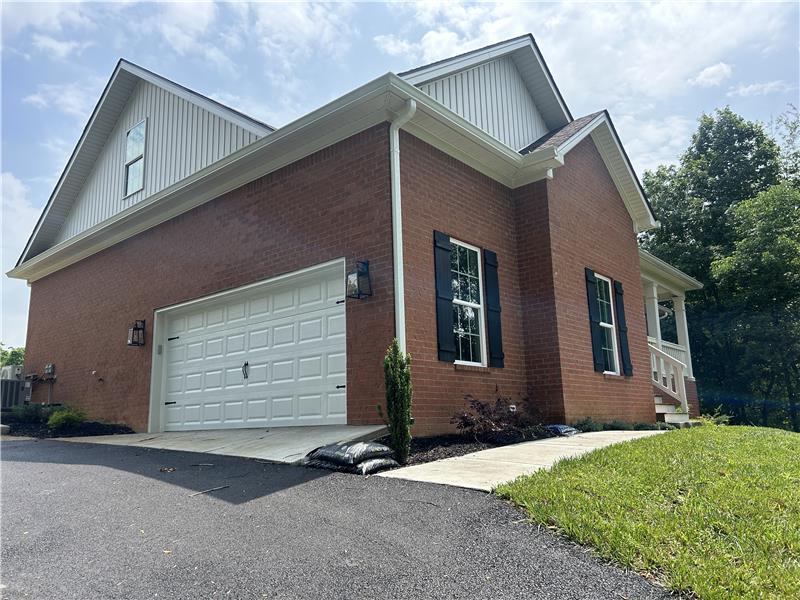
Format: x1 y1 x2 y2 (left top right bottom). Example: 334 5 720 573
161 262 346 431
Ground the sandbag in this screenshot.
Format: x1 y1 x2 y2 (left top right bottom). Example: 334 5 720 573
302 458 351 472
307 442 394 466
352 457 399 475
546 424 579 437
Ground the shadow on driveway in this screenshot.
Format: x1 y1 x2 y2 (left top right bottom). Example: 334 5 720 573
1 438 328 504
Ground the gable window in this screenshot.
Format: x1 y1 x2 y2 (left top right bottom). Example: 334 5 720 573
124 120 146 197
594 273 619 374
450 239 486 365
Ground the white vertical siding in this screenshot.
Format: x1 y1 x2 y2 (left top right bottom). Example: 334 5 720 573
418 56 548 151
56 81 262 244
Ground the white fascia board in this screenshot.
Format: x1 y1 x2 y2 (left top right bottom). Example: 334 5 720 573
639 249 703 292
119 61 273 136
401 37 531 86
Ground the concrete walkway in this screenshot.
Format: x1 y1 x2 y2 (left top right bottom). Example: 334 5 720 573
56 424 386 464
379 430 664 492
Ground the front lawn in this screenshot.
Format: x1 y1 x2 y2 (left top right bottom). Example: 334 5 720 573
496 426 800 599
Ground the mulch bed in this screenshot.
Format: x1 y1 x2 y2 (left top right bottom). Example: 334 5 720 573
379 431 556 466
4 422 134 438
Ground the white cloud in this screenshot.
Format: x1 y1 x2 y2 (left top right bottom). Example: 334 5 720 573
374 1 790 107
1 1 94 35
32 34 92 59
1 173 40 347
614 114 695 175
688 62 733 87
252 2 357 71
153 2 236 73
22 79 102 121
727 80 795 97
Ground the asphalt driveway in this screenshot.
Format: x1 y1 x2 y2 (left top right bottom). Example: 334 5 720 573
1 439 669 600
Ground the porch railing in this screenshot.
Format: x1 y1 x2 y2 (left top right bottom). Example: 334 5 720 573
648 343 688 414
647 337 688 365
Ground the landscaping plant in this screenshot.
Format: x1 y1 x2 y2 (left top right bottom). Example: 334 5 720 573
451 393 545 444
381 339 413 464
47 407 87 431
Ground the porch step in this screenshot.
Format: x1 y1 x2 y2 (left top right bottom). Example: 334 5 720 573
655 403 677 414
663 412 690 424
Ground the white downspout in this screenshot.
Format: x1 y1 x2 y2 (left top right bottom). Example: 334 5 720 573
389 99 417 353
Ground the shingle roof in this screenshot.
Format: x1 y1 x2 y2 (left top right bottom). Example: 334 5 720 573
519 110 605 155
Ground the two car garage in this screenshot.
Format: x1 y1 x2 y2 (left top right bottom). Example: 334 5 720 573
148 260 347 432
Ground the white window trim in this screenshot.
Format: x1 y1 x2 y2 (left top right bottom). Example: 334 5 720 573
123 119 146 199
451 238 488 367
595 273 620 375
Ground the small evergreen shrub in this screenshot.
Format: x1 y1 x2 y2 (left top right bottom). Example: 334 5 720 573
380 339 413 465
47 408 87 431
5 403 60 424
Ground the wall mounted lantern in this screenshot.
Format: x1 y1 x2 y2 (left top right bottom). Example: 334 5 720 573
127 320 146 347
346 260 373 299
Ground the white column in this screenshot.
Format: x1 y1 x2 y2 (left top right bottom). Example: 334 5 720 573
673 295 694 378
644 281 662 349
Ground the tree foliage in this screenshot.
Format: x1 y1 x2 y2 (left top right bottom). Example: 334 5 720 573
381 339 413 464
641 107 799 430
0 344 25 367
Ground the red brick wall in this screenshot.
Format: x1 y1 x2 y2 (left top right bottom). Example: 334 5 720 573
400 132 530 435
512 181 566 422
545 137 655 423
24 125 394 431
685 378 700 418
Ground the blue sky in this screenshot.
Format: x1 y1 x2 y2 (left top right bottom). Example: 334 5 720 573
2 1 798 347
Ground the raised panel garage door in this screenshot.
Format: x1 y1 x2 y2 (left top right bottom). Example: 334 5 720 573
161 263 346 431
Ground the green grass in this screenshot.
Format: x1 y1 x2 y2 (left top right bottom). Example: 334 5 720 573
496 426 800 599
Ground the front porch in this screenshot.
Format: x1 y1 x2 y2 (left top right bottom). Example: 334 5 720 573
639 249 703 425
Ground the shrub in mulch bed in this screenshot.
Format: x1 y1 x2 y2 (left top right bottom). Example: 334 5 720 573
5 421 134 438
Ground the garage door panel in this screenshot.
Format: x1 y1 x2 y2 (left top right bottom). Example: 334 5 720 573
162 263 346 431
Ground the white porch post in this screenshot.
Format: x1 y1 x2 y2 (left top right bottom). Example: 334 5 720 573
644 280 662 349
673 295 694 378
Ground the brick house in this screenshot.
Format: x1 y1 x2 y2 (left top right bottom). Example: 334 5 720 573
8 35 701 435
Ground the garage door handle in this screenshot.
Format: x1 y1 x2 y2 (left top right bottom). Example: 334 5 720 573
335 385 346 389
242 361 249 380
165 401 177 405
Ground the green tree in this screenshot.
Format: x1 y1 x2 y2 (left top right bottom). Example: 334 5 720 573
711 184 800 430
0 344 25 367
642 107 782 299
640 108 794 429
381 339 413 464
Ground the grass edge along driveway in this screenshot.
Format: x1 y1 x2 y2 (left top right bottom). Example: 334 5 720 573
496 426 800 600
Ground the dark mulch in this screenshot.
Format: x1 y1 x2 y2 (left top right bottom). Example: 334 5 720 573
379 429 557 466
5 421 134 438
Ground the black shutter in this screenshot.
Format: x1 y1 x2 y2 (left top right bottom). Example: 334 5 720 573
434 231 456 362
483 249 504 368
613 281 633 376
585 268 605 372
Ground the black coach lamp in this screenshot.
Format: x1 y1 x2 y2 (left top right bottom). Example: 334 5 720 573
346 260 373 299
127 320 146 347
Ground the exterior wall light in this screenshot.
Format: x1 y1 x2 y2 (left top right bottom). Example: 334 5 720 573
346 261 373 299
128 320 146 346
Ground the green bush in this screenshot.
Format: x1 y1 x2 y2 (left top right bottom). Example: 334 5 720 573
380 339 413 465
572 417 603 432
5 403 60 424
47 408 87 431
